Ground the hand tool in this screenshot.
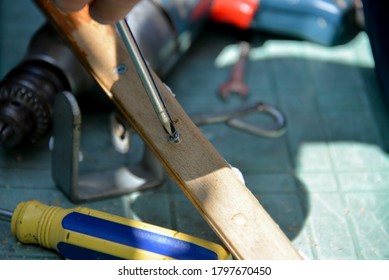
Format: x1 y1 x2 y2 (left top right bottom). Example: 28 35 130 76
218 41 251 100
116 18 179 143
191 101 287 138
0 200 230 260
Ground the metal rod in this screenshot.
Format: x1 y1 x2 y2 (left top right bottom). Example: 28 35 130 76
0 208 13 222
116 19 179 143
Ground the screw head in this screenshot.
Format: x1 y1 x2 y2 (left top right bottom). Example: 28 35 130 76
115 64 128 75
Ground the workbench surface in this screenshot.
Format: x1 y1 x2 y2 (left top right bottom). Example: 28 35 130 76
1 0 389 260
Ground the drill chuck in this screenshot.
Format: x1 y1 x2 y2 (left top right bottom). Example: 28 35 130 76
0 60 70 147
0 22 94 148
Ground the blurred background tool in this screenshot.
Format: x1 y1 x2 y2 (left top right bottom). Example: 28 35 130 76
191 101 287 138
210 0 362 46
218 41 251 100
0 200 230 260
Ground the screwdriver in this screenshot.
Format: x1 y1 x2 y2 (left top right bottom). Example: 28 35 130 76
0 200 230 260
115 19 180 143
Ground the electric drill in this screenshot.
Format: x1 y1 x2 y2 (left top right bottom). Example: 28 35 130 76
0 22 95 148
0 0 212 148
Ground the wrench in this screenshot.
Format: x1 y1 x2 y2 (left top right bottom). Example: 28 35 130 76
218 41 251 100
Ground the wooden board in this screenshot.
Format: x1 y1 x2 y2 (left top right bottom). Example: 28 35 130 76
34 0 302 260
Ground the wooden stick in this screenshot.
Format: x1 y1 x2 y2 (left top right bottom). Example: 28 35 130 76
34 0 302 260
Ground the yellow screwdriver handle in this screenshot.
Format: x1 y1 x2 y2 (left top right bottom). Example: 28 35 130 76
11 200 230 260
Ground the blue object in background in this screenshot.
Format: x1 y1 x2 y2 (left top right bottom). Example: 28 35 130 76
251 0 361 46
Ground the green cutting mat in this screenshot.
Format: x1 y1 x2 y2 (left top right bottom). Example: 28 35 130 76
1 0 389 259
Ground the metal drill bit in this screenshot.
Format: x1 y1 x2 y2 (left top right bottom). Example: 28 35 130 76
0 208 13 222
116 19 179 143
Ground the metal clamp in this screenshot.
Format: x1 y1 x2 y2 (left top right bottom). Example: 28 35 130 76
191 101 287 138
51 91 165 203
